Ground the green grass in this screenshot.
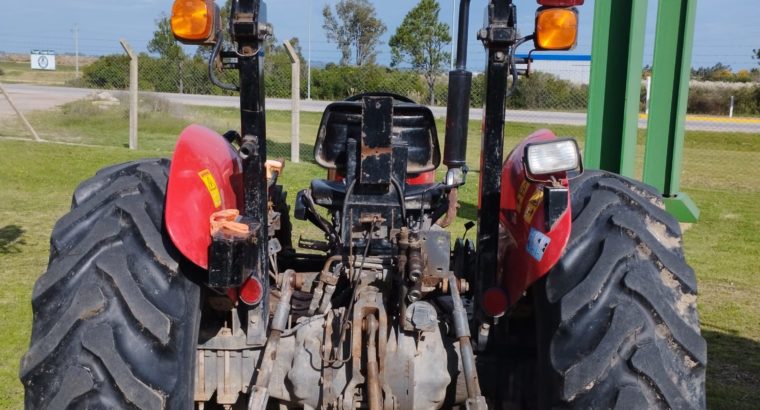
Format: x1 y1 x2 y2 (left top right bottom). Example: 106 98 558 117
0 61 80 86
1 100 759 409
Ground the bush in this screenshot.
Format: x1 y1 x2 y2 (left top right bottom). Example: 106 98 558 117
687 84 760 116
0 67 4 76
74 54 130 89
310 64 425 102
507 71 588 111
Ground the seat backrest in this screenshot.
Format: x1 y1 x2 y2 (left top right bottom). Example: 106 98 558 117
313 94 441 174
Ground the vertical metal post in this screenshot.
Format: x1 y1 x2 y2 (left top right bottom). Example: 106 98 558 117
74 24 80 79
645 75 651 115
584 0 648 177
283 41 301 163
643 0 699 222
307 0 312 100
451 0 456 70
476 0 513 309
120 39 138 150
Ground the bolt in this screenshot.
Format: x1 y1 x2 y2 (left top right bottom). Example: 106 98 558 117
408 289 422 303
494 51 506 62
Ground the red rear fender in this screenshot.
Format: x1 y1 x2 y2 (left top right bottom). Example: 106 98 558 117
165 125 243 269
497 130 573 308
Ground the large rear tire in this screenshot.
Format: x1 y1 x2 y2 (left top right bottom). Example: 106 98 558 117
20 159 201 409
535 171 706 409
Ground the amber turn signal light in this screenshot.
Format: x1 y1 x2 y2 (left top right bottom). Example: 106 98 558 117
534 8 579 51
537 0 585 6
171 0 216 43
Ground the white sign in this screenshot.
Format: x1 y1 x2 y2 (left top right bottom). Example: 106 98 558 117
30 50 56 71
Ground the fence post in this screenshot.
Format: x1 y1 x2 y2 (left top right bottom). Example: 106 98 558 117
645 75 652 115
283 41 301 163
729 95 735 118
120 39 138 150
0 82 42 142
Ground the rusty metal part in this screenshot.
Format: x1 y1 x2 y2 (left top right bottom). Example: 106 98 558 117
448 274 484 404
308 256 342 316
439 277 470 294
420 230 451 277
437 188 459 228
248 270 296 410
397 227 410 276
343 286 390 410
365 316 382 410
408 236 423 282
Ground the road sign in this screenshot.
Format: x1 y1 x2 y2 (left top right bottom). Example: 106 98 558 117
30 50 56 71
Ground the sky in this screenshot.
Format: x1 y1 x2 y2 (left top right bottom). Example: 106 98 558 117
1 0 758 71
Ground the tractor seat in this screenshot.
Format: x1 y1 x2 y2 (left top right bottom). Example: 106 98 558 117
310 179 445 211
313 93 441 175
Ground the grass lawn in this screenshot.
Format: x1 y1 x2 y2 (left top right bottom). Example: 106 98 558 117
0 61 80 86
1 99 759 409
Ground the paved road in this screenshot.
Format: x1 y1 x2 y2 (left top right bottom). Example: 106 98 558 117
2 83 759 133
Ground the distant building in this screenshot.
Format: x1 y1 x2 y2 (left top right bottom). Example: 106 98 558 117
517 54 591 85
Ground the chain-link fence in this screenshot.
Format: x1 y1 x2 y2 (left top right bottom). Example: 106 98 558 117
1 50 759 164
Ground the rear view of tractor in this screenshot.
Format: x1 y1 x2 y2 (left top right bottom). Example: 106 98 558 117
20 0 706 409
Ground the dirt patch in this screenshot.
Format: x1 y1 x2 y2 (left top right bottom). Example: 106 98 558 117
646 216 681 249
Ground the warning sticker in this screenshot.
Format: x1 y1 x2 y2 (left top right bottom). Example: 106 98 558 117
523 189 544 224
516 180 530 209
198 169 222 208
526 228 551 262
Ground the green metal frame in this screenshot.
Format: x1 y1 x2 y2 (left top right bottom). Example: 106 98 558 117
584 0 648 177
643 0 700 222
585 0 700 222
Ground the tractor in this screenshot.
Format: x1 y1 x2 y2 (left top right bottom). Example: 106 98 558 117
20 0 706 408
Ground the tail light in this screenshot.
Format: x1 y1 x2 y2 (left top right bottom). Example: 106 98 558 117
240 276 264 306
482 287 508 318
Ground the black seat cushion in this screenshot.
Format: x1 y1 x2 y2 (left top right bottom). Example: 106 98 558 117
314 96 441 175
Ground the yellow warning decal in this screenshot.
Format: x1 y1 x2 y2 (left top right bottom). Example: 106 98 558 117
198 169 222 208
516 180 530 209
524 189 544 224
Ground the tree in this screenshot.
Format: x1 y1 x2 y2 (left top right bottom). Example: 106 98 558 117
148 14 188 93
389 0 450 104
691 63 733 82
754 48 760 65
148 15 185 61
323 0 387 66
195 0 233 60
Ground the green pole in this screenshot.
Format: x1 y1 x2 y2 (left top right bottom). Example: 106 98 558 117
584 0 648 177
643 0 700 222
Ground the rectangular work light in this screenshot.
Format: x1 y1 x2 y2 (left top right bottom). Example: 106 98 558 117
525 138 581 176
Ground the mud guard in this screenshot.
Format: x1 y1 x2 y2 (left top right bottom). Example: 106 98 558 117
498 130 572 307
166 125 243 269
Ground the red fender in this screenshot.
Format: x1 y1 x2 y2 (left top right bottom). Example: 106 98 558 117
165 125 243 269
497 130 573 308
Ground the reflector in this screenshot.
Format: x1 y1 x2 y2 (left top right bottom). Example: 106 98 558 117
240 277 264 306
535 8 579 51
525 139 581 176
171 0 215 43
482 287 508 317
537 0 585 6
